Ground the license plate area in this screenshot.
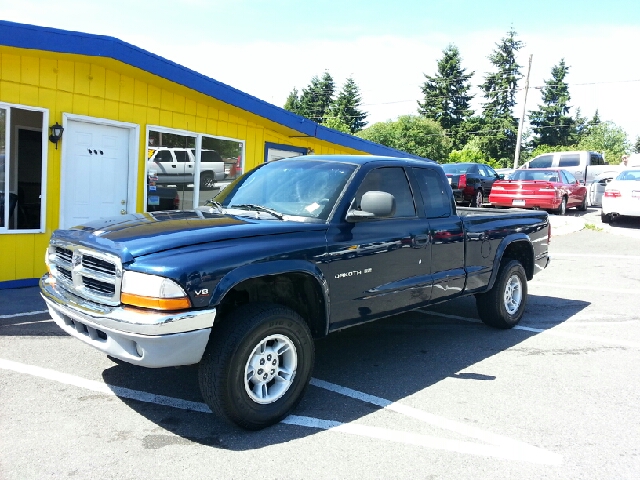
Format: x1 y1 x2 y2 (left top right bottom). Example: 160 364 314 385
512 199 525 206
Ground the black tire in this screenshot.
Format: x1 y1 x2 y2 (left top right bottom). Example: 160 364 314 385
200 171 215 190
198 303 314 430
475 259 527 329
578 194 587 211
601 211 611 224
471 189 484 208
555 196 567 215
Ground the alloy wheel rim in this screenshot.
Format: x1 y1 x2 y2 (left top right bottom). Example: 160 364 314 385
503 274 522 315
244 334 297 404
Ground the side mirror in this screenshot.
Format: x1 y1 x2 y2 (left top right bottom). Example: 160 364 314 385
498 174 505 180
347 191 396 221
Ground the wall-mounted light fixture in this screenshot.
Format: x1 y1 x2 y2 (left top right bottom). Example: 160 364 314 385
49 122 64 149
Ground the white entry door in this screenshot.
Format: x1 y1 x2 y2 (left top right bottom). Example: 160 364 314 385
61 120 131 229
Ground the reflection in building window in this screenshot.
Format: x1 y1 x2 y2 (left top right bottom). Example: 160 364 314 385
146 128 244 212
0 106 45 231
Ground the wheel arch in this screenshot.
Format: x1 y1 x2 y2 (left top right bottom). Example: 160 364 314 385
210 261 330 338
486 235 535 290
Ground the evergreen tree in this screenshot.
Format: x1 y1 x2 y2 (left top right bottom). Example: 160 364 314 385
298 71 335 122
529 59 575 148
283 87 302 115
417 44 474 148
479 29 524 163
634 135 640 154
328 77 368 133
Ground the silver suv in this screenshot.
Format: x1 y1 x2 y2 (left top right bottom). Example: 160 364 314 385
148 147 225 190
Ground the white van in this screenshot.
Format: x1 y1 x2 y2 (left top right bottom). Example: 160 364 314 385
521 150 607 184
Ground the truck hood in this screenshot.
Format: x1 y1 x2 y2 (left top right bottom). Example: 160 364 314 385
51 211 327 263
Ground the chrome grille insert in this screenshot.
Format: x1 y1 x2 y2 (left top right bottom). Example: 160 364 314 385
47 240 123 306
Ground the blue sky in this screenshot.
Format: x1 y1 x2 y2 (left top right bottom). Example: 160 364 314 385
3 0 640 146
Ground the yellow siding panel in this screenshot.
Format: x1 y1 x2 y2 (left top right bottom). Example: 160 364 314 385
74 62 91 95
1 81 20 103
217 121 228 137
119 102 133 122
161 89 173 111
119 75 134 104
206 119 218 132
21 55 39 86
55 90 73 115
237 125 247 142
20 83 39 105
73 94 89 116
38 88 56 110
196 102 207 118
207 106 218 119
89 64 106 98
34 235 49 277
88 96 105 118
39 58 57 89
2 53 20 82
134 79 147 106
218 111 229 122
185 114 196 131
147 107 160 125
159 110 172 126
104 99 119 119
173 94 185 113
195 116 206 132
14 235 35 280
0 236 16 282
132 105 146 126
57 60 74 92
147 85 161 108
185 98 196 116
105 70 120 101
172 112 186 130
226 123 238 139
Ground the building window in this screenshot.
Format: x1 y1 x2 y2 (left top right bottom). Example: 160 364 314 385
0 105 47 232
146 127 244 212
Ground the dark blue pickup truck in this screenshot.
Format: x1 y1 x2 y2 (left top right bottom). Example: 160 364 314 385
40 155 550 430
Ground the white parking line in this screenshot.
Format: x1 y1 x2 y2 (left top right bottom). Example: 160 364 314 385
552 253 640 260
418 310 640 349
1 320 54 327
530 282 637 294
0 358 561 465
0 310 48 319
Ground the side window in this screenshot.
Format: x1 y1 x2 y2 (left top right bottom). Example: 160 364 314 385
562 170 577 184
529 155 553 168
413 168 451 218
174 150 189 162
476 165 488 176
485 165 498 178
558 154 580 167
590 153 603 166
355 167 416 218
154 150 173 162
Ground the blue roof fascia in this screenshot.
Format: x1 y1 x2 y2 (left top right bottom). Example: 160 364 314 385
0 20 422 160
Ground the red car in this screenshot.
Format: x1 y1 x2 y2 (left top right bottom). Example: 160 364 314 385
489 168 588 215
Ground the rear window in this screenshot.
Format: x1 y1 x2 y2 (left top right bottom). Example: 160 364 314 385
617 170 640 181
512 170 560 181
528 155 553 168
441 163 476 174
558 154 580 167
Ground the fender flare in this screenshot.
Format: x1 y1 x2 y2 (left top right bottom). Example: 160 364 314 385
485 234 534 291
210 260 331 335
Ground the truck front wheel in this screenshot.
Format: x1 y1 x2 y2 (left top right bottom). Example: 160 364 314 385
475 259 527 329
198 303 314 430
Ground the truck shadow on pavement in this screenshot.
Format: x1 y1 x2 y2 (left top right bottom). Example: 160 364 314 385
101 293 589 450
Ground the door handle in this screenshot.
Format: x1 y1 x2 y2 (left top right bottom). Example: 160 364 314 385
171 164 177 168
413 234 429 246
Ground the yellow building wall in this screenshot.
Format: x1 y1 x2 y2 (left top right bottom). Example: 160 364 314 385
0 47 368 283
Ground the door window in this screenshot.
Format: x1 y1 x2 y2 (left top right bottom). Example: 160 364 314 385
0 105 46 232
355 167 416 218
558 154 581 167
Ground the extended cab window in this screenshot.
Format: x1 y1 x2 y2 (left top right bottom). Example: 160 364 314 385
558 154 580 167
355 167 416 218
529 155 553 168
413 168 451 218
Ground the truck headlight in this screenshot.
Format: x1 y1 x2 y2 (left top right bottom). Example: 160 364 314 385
121 271 191 310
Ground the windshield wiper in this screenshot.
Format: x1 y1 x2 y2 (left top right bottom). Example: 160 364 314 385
229 204 285 220
203 200 224 213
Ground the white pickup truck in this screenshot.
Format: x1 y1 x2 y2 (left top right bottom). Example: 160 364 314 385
148 147 225 190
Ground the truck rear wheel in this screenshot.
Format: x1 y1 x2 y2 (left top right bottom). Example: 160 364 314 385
198 303 314 430
475 259 527 329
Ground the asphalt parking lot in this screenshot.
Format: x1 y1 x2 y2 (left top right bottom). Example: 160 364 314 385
2 207 639 479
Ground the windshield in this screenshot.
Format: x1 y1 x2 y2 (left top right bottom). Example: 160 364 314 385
441 163 473 174
213 159 357 221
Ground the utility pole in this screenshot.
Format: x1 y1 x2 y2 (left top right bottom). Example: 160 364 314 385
514 54 533 169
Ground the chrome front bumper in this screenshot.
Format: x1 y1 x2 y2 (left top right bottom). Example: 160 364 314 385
40 275 216 368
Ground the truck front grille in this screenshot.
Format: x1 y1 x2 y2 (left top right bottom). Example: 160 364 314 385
47 241 123 306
